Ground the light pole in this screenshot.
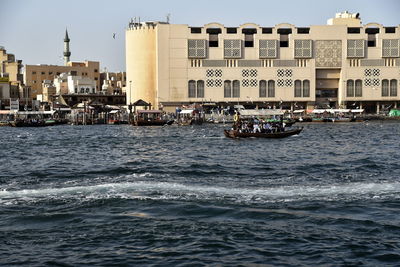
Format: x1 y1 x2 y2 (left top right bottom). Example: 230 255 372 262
128 80 132 123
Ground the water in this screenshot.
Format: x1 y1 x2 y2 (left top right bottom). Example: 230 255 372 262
1 122 400 266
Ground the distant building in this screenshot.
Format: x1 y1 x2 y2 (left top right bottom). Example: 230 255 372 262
24 61 100 100
125 12 400 113
0 46 23 84
100 71 126 95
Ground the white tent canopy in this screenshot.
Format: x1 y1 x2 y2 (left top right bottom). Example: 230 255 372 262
179 109 194 114
239 109 285 117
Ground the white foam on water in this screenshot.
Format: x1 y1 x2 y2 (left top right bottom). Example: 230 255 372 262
1 181 400 204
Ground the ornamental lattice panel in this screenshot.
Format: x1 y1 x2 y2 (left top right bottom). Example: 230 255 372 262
382 39 400 57
188 39 207 58
347 40 365 58
259 40 277 58
315 40 342 67
224 39 242 58
294 40 312 58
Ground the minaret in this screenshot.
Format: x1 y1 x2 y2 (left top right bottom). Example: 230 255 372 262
63 29 71 66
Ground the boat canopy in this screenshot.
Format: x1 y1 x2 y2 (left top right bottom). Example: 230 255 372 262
239 109 284 117
179 109 194 114
292 109 305 113
137 110 162 114
15 111 56 115
311 109 363 114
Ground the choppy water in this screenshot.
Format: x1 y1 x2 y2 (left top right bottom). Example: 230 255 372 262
1 122 400 266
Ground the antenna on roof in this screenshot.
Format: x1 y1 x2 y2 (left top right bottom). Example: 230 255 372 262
166 13 171 23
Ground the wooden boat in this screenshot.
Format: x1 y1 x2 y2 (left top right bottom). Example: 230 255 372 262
133 110 173 126
224 127 303 139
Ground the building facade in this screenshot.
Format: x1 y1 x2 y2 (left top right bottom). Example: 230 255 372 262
125 12 400 113
24 61 100 100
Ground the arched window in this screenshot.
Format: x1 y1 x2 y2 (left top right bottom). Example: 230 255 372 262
188 80 196 98
294 80 302 97
197 80 204 98
86 88 90 93
224 80 232 98
355 79 362 97
390 79 397 96
267 80 275 97
347 80 354 97
382 79 389 97
259 80 267 97
80 87 84 93
303 80 310 97
74 87 78 93
232 80 240 98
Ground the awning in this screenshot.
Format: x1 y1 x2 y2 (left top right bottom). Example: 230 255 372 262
109 110 120 114
234 105 245 110
351 109 365 113
239 109 284 117
137 110 162 114
292 109 305 113
179 109 194 114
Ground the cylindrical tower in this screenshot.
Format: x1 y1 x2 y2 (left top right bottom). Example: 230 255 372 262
125 22 157 107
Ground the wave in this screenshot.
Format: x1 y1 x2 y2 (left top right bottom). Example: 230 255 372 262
1 181 400 204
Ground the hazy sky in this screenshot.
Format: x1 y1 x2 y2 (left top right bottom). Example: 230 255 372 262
1 0 399 72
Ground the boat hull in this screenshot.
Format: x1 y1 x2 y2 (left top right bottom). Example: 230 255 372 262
133 120 173 126
224 127 303 139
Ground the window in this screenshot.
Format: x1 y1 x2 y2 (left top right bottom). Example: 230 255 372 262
188 80 196 98
278 28 291 47
32 71 36 75
259 80 267 97
348 27 361 34
382 39 400 57
190 27 202 34
49 72 53 75
206 28 221 47
294 80 302 97
188 39 207 58
242 28 257 47
197 80 204 98
303 80 310 97
347 40 365 58
262 28 273 34
224 80 232 98
232 80 240 98
80 88 84 93
94 69 98 72
226 28 237 34
355 79 362 97
382 79 389 96
224 39 242 58
294 40 312 58
41 72 45 75
259 40 277 58
267 80 275 97
297 28 310 34
385 27 396 34
366 28 379 47
347 80 354 97
75 87 78 93
390 79 397 96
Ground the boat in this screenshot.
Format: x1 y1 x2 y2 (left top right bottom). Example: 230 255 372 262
224 109 303 138
133 110 173 126
224 127 303 139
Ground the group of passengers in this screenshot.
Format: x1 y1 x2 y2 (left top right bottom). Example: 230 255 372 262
233 118 286 133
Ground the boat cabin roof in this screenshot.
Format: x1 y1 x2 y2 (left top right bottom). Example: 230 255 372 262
137 110 162 114
239 109 285 117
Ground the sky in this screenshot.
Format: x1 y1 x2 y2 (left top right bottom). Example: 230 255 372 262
1 0 399 72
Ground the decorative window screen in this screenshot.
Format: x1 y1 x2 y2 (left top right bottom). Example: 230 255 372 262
259 40 277 58
294 40 312 58
347 40 365 58
224 40 242 58
382 39 400 57
188 39 207 58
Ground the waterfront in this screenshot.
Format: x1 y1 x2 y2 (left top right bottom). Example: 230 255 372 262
1 122 400 266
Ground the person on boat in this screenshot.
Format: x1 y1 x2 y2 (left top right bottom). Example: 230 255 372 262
253 117 261 133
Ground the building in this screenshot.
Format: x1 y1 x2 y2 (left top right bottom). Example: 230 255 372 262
24 30 100 100
100 71 126 95
24 61 100 100
125 12 400 113
0 47 25 109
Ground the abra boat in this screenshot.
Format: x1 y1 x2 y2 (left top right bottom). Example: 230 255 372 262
224 127 303 139
133 110 173 126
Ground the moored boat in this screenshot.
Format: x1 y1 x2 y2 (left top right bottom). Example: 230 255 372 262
224 127 303 139
133 110 173 126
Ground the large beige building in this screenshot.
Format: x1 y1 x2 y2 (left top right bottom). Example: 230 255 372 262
24 61 100 99
126 12 400 113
